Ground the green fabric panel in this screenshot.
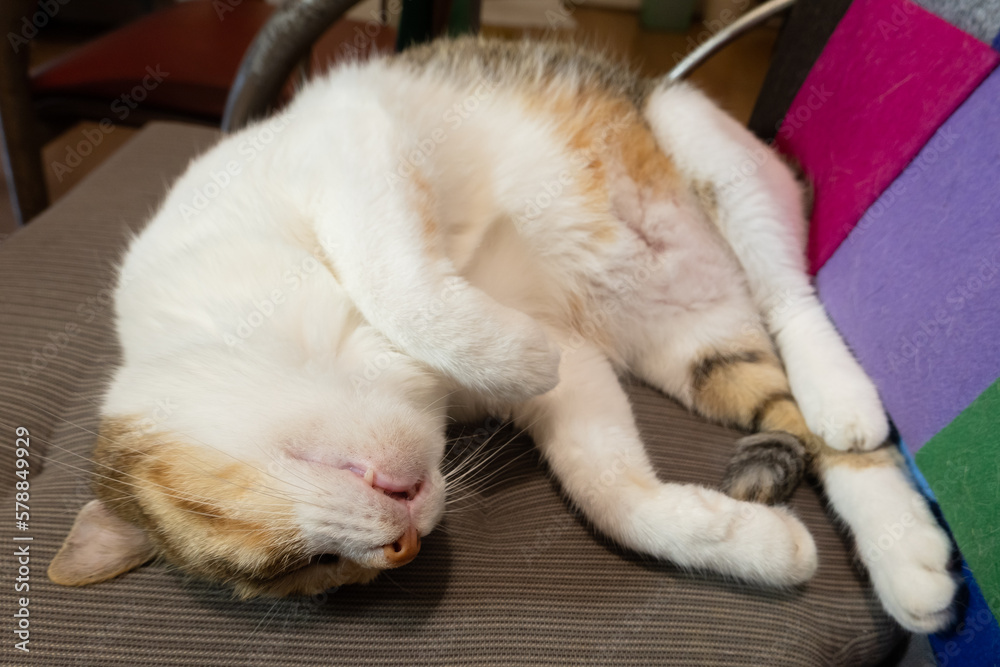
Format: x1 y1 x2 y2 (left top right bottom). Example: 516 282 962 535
917 378 1000 617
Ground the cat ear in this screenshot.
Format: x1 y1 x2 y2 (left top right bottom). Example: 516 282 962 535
48 499 157 586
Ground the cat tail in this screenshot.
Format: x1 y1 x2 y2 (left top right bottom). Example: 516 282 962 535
737 412 962 635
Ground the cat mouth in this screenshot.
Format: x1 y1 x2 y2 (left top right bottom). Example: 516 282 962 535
286 450 426 502
343 465 423 502
342 466 425 567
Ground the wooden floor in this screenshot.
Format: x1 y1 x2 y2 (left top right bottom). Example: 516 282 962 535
0 6 777 236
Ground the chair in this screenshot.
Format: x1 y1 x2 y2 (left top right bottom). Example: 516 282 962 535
0 1 935 664
0 0 403 225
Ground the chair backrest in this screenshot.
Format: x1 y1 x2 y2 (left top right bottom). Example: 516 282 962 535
223 0 481 132
0 0 51 223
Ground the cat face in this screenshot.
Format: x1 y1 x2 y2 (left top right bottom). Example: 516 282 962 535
49 326 449 597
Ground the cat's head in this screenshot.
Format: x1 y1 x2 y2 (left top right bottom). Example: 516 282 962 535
49 326 449 597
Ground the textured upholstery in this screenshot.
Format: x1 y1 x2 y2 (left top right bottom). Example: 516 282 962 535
0 123 902 665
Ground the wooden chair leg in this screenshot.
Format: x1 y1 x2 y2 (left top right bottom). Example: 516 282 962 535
0 0 49 224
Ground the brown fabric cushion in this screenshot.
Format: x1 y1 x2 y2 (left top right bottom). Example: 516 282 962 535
0 123 903 666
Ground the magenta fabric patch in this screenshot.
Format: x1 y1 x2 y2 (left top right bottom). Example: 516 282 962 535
774 0 998 274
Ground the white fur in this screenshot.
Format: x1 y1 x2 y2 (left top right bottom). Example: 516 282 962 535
822 464 957 632
104 52 954 628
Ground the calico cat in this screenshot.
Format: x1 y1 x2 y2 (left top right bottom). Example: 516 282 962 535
48 37 958 633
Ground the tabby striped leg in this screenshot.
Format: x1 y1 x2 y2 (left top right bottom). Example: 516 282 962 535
630 305 958 631
631 301 816 505
514 340 817 587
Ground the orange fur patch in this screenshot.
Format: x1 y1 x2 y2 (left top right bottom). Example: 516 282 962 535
691 351 789 427
88 417 381 594
816 445 902 472
755 399 817 450
689 347 822 454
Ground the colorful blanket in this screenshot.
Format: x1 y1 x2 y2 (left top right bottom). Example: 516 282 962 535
773 0 1000 663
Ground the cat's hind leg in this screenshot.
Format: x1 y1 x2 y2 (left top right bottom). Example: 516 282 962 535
513 339 818 587
627 294 819 505
643 81 888 453
817 447 959 632
629 300 958 632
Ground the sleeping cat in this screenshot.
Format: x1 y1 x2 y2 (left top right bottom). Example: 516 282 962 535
48 37 958 633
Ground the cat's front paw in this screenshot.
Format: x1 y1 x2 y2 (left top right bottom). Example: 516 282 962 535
783 324 889 451
665 489 818 586
469 314 561 403
497 323 563 402
797 370 888 452
865 510 959 633
731 502 819 586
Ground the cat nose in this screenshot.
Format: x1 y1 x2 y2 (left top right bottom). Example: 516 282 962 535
383 524 420 567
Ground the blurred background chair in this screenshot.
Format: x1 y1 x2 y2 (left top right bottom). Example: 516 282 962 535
0 0 478 225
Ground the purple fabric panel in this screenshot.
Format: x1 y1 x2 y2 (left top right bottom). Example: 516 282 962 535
816 67 1000 454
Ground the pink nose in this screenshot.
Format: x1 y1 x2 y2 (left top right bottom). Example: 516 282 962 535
384 524 420 567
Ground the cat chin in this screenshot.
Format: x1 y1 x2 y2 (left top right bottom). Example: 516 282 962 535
232 558 384 599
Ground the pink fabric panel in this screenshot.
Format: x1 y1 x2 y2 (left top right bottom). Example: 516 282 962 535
774 0 998 274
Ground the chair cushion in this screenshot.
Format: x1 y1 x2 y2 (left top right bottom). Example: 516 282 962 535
0 122 902 665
